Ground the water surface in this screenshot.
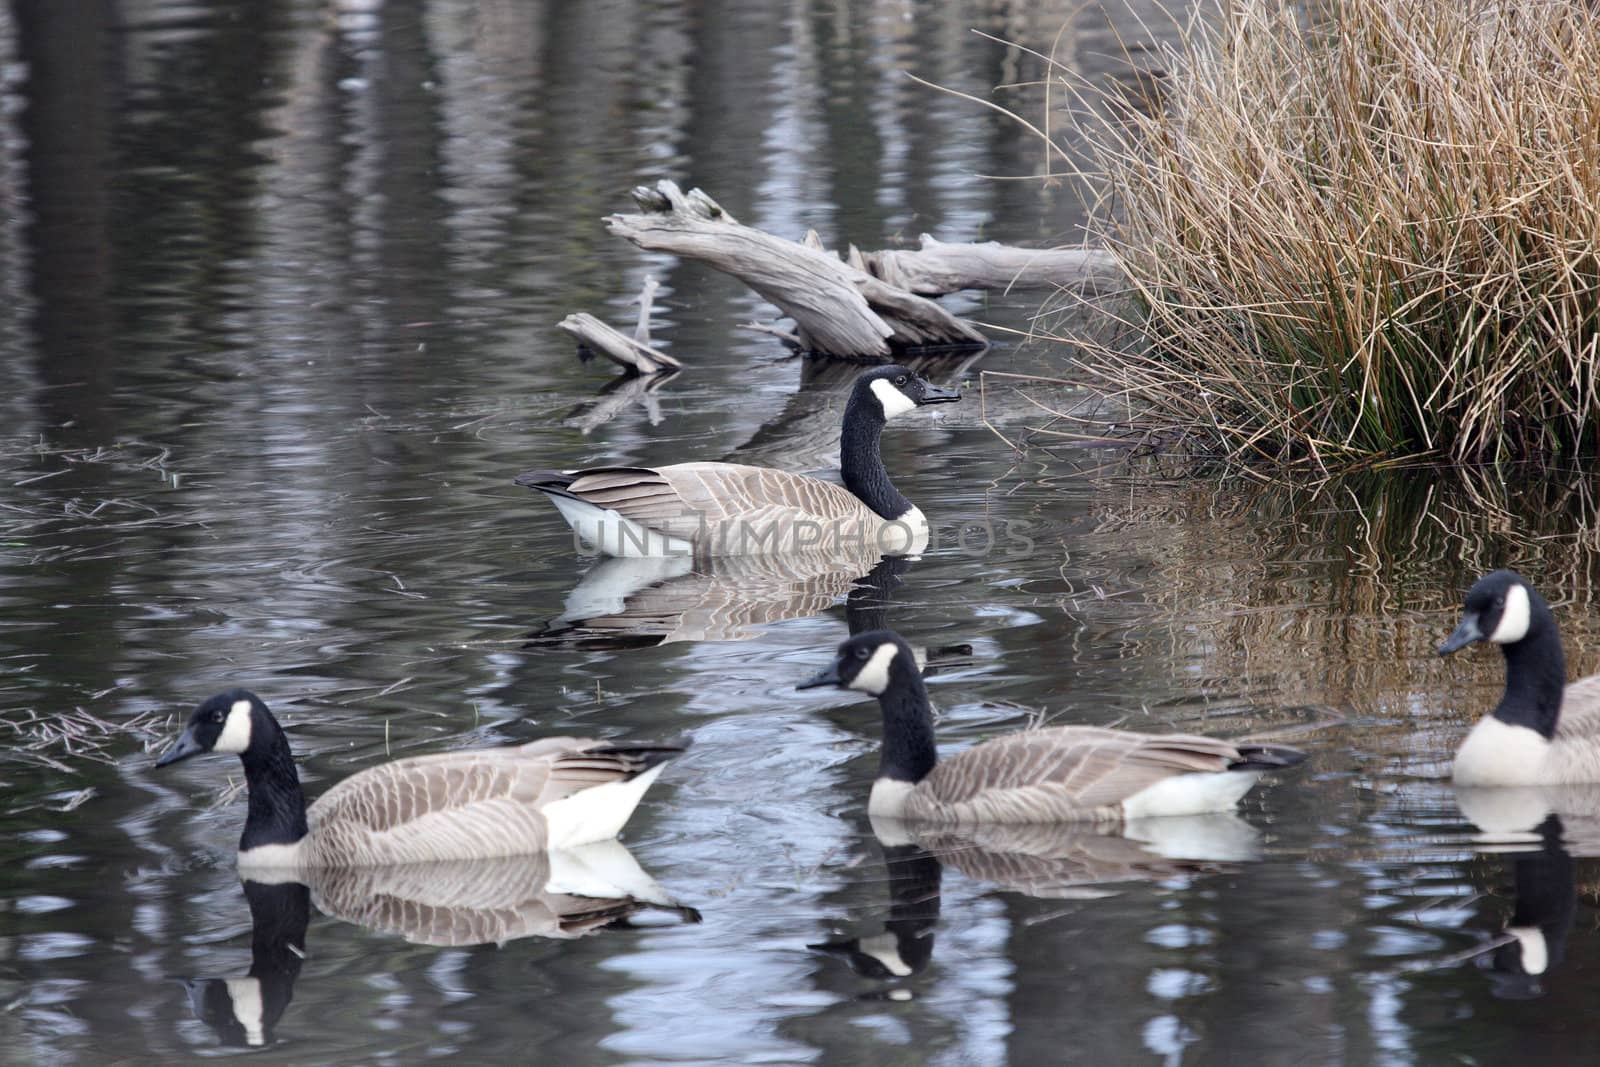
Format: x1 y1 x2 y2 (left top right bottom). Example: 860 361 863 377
4 2 1600 1064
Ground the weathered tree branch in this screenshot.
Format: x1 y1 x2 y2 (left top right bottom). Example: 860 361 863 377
558 313 681 374
852 235 1121 296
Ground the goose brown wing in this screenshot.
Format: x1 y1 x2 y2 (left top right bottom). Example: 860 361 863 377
306 737 647 835
556 462 869 540
914 727 1243 821
1558 674 1600 741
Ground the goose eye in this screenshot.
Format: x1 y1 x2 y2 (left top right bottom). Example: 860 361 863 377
895 375 907 386
211 711 224 723
854 647 871 661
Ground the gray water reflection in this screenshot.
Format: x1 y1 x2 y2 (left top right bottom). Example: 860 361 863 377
7 1 1600 1064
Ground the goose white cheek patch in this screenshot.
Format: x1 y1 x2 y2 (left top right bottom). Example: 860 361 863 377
870 378 918 420
214 699 254 753
848 643 901 694
1489 583 1531 644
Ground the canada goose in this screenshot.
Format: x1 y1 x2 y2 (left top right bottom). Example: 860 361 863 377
797 630 1307 824
517 365 959 558
1439 569 1600 785
155 689 685 867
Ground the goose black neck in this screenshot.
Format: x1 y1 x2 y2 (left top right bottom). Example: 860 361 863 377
238 726 309 851
1495 625 1566 740
841 392 911 521
878 664 937 784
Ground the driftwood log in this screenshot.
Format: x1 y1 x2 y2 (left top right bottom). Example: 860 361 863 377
852 235 1119 297
608 181 988 359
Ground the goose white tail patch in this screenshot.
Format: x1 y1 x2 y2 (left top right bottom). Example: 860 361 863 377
870 378 918 420
546 495 693 558
215 699 254 754
849 643 901 695
1120 770 1260 820
543 762 666 849
1489 583 1532 644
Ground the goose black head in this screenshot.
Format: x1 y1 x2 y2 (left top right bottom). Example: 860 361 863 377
1440 570 1549 655
853 365 960 422
798 630 919 696
157 689 271 767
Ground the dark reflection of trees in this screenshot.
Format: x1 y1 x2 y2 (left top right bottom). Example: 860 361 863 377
14 0 119 445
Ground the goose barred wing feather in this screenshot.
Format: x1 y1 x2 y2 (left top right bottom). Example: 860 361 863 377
1545 675 1600 782
1558 675 1600 741
563 462 873 541
912 726 1245 823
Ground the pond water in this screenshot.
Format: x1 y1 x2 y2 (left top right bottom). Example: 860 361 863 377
4 2 1600 1064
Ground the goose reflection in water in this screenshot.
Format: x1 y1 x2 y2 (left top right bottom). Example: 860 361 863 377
176 841 697 1048
873 812 1260 901
1454 787 1581 999
810 835 943 994
528 552 959 662
530 548 893 649
1479 816 1575 1000
178 879 309 1049
810 813 1260 998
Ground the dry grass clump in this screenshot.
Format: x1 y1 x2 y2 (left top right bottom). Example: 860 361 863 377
1074 0 1600 467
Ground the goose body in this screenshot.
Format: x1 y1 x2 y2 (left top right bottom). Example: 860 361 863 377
518 366 959 558
156 690 684 869
1440 570 1600 786
798 630 1307 825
